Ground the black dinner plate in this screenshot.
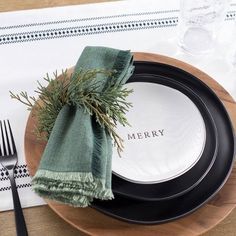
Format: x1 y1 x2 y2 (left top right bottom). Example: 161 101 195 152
112 73 218 201
91 61 235 224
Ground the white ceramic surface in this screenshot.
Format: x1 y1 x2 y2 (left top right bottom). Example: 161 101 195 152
112 82 206 184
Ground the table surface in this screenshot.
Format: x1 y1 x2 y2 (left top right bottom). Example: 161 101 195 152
1 1 236 236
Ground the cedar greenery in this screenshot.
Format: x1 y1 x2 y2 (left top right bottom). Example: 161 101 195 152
10 69 133 154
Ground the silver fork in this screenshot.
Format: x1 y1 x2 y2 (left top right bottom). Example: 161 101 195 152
0 120 28 236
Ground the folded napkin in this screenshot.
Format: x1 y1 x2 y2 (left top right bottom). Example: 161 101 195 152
31 46 134 207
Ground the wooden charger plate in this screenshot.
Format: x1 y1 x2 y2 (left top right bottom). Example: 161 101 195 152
25 53 236 236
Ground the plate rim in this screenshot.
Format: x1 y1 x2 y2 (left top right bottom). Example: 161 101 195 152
112 78 208 184
111 67 218 201
92 60 235 224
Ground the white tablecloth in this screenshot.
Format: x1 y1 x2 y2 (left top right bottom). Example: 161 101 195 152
0 0 236 211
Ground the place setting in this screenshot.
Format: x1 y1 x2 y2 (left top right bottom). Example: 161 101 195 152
22 48 236 230
1 0 236 235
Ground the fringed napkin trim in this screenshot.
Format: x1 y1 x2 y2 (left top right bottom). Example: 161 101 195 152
32 169 114 207
34 189 92 207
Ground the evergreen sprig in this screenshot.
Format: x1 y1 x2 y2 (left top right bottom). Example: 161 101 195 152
10 69 133 154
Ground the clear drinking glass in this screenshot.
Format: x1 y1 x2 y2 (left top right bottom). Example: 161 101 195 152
179 0 229 54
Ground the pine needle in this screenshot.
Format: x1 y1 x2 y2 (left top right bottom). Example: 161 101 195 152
10 69 133 154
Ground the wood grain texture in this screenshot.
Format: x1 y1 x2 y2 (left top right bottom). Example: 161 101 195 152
0 206 81 236
0 0 113 12
24 53 236 236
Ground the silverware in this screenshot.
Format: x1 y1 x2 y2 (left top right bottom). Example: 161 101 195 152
0 120 28 236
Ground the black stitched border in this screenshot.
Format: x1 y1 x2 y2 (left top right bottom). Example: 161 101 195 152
226 11 236 20
0 164 27 172
0 9 179 30
0 174 30 181
0 9 235 31
0 183 32 192
0 164 29 181
0 10 235 46
0 17 178 45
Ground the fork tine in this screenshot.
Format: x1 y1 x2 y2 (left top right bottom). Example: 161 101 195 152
0 121 7 156
4 120 12 155
7 120 16 154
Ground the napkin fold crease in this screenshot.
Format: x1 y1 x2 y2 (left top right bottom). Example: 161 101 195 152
31 46 134 207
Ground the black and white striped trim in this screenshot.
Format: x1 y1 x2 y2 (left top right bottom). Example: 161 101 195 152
0 183 32 192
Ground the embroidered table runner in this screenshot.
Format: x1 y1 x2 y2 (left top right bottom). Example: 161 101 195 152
1 0 236 211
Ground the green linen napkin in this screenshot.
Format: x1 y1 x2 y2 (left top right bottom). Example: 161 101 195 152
31 46 134 207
